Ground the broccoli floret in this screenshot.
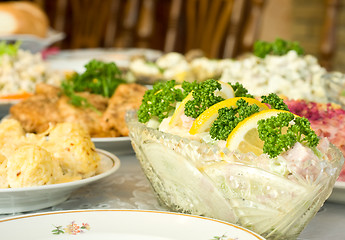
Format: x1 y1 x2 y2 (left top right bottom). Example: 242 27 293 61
254 38 304 58
257 112 319 158
138 80 184 123
261 93 289 111
210 99 260 140
229 82 254 98
184 79 224 118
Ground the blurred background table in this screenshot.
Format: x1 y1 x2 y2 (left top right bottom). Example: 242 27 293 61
23 0 342 71
0 150 344 239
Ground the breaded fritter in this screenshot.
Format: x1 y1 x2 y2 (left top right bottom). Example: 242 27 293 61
101 83 147 136
10 94 60 133
9 83 147 137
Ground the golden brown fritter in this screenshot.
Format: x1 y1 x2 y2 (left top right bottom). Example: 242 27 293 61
9 83 147 137
35 83 61 97
10 94 60 133
101 83 147 136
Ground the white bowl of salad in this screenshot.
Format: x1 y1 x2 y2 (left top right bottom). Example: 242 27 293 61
126 79 344 240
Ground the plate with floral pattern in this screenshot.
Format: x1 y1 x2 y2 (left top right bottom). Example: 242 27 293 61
0 209 265 240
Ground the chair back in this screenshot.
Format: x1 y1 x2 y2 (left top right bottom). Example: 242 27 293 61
319 0 341 71
33 0 266 58
165 0 266 58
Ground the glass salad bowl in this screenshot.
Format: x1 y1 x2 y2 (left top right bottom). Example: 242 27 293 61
126 111 344 240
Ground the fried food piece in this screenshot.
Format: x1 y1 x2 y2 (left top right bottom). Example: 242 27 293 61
101 83 147 136
57 92 108 137
35 82 61 96
0 119 25 147
42 122 100 179
78 91 109 111
0 154 8 188
6 145 63 188
10 93 60 133
10 83 146 137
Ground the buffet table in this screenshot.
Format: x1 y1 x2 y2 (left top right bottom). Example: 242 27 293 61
0 151 344 240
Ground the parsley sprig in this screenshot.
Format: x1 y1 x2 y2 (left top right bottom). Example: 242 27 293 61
253 38 304 58
61 59 125 110
0 41 21 57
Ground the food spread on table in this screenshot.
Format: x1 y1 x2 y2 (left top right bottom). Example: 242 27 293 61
126 39 329 103
0 119 100 188
137 78 340 170
127 78 343 239
126 39 345 185
0 37 345 239
9 59 147 137
0 41 64 98
285 99 345 181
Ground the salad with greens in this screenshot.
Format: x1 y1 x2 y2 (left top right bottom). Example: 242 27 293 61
0 41 63 97
127 78 343 240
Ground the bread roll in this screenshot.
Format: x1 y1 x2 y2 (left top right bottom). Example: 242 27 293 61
0 2 49 38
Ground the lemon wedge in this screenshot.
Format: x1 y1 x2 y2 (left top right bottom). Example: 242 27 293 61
169 81 235 127
215 81 235 99
226 109 291 156
189 97 269 135
169 92 193 126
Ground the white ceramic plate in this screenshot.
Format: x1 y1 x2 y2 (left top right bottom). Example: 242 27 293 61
328 181 345 204
0 209 265 239
46 48 162 73
92 137 133 155
0 149 120 214
0 29 65 53
0 103 15 120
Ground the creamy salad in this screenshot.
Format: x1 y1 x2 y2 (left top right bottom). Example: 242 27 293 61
0 47 64 96
127 78 344 239
127 49 328 103
219 51 327 102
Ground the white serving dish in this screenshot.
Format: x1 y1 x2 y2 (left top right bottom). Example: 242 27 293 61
0 149 120 214
46 48 162 72
0 29 65 53
92 136 133 155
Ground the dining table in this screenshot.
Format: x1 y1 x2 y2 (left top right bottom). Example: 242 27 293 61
0 148 344 240
0 47 345 239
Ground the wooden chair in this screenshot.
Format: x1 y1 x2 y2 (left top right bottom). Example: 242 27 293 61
31 0 266 59
319 0 341 71
165 0 266 59
31 0 163 49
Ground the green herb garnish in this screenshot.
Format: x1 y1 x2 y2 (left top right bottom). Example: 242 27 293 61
229 82 254 98
261 93 289 111
210 98 260 140
61 59 125 109
258 112 319 158
138 80 186 123
253 38 304 58
0 41 21 57
184 79 224 118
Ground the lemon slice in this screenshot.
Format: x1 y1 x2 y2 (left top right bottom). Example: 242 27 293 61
169 92 194 126
189 97 269 134
226 109 291 156
169 82 235 127
215 81 235 99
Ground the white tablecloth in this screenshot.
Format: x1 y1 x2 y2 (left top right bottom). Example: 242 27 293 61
1 153 344 239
